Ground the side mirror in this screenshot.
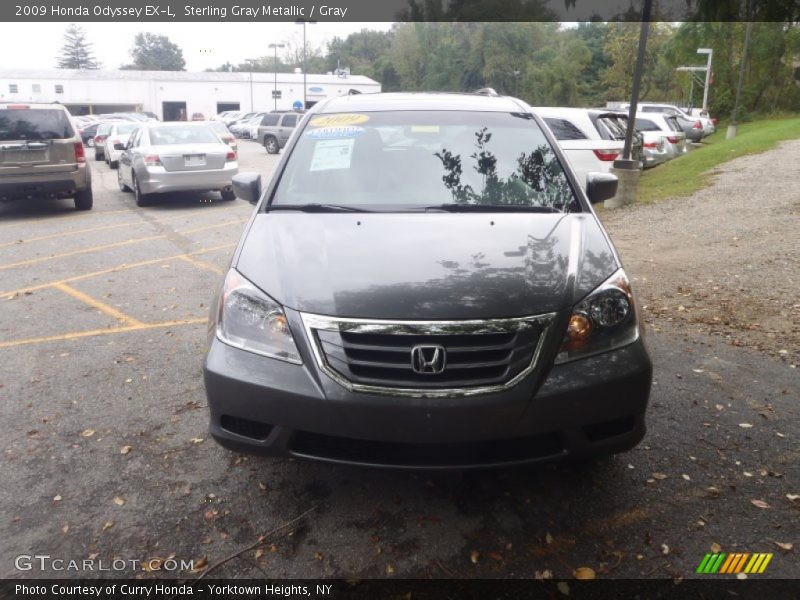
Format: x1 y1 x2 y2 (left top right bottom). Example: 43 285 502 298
232 172 262 205
585 172 618 204
114 142 126 151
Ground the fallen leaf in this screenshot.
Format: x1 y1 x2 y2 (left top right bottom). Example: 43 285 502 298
470 550 480 564
62 524 69 534
574 566 596 580
102 521 114 531
489 551 503 562
81 429 95 438
534 569 553 580
120 445 132 455
190 437 204 444
751 499 770 509
711 543 722 553
786 494 799 502
545 532 553 545
661 543 670 555
692 368 704 373
254 548 265 559
557 582 570 595
113 496 125 506
88 553 99 560
739 423 753 429
707 486 720 496
53 494 62 502
385 564 395 575
314 552 324 561
258 482 267 491
652 472 668 480
682 474 691 481
775 542 793 551
193 556 208 571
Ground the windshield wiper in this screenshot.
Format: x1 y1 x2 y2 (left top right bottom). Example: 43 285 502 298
423 203 563 213
267 203 373 213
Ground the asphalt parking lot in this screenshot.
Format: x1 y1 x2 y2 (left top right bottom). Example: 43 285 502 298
1 140 798 581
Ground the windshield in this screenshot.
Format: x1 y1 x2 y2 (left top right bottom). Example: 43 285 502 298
272 110 578 212
0 108 74 141
148 125 220 145
115 123 138 135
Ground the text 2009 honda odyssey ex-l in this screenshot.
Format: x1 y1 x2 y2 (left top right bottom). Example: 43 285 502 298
204 92 652 469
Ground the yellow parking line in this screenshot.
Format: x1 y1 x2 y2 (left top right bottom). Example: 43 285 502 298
0 219 243 271
0 318 206 350
0 213 189 249
0 209 134 230
52 282 144 326
0 243 235 297
178 254 225 275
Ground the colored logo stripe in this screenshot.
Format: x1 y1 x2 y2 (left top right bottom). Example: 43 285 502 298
697 552 773 574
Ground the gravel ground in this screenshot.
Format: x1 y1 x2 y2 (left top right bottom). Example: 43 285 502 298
600 139 800 367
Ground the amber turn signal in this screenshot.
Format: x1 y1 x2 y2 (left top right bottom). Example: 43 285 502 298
565 313 592 348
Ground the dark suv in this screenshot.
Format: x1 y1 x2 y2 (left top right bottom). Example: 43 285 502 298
0 102 93 210
257 111 301 154
205 92 652 469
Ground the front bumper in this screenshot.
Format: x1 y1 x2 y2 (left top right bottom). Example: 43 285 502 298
204 315 652 469
138 163 238 195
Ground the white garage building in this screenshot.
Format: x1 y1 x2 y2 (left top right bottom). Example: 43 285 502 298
0 68 381 120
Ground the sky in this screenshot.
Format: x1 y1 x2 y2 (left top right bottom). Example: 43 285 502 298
0 22 395 72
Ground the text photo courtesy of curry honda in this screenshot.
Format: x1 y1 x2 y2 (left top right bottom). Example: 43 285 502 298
0 0 799 596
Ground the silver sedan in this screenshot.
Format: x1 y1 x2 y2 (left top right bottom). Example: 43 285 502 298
116 122 238 206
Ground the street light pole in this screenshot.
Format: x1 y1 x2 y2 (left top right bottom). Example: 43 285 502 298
697 48 713 113
727 22 753 139
268 42 285 111
296 19 316 110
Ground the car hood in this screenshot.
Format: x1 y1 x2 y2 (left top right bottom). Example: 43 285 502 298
236 212 619 320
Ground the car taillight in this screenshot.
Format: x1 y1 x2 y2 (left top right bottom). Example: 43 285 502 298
643 142 657 149
73 141 85 163
667 136 679 144
693 121 702 129
593 149 620 161
144 155 162 167
226 150 237 162
94 135 106 143
7 104 30 109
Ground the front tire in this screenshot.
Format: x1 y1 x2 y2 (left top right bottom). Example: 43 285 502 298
109 160 119 170
220 188 236 201
94 151 103 161
264 136 279 154
74 187 93 211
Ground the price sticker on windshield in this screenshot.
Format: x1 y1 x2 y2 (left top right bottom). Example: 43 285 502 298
309 113 369 127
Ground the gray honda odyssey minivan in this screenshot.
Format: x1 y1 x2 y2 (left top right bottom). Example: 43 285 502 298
204 92 652 469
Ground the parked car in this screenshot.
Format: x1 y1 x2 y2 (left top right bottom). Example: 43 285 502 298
103 122 139 169
632 103 715 137
79 121 100 147
675 114 704 143
533 107 642 187
0 102 93 210
93 122 113 161
634 113 687 158
204 92 652 468
257 111 301 154
229 114 265 138
638 132 671 168
116 122 238 206
207 120 238 154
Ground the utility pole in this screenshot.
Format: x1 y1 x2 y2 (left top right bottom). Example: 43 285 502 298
268 42 285 112
607 0 652 209
727 22 753 139
295 19 316 109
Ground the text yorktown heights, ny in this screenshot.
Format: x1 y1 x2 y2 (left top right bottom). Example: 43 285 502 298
31 3 350 19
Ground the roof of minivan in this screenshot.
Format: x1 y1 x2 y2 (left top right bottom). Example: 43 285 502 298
316 92 525 113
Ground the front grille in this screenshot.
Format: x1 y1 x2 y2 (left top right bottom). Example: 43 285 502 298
290 429 564 467
302 313 554 396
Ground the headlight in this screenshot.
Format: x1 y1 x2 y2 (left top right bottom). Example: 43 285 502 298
216 269 302 364
555 268 639 364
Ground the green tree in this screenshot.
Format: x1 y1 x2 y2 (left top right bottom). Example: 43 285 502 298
56 24 100 69
122 33 186 71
